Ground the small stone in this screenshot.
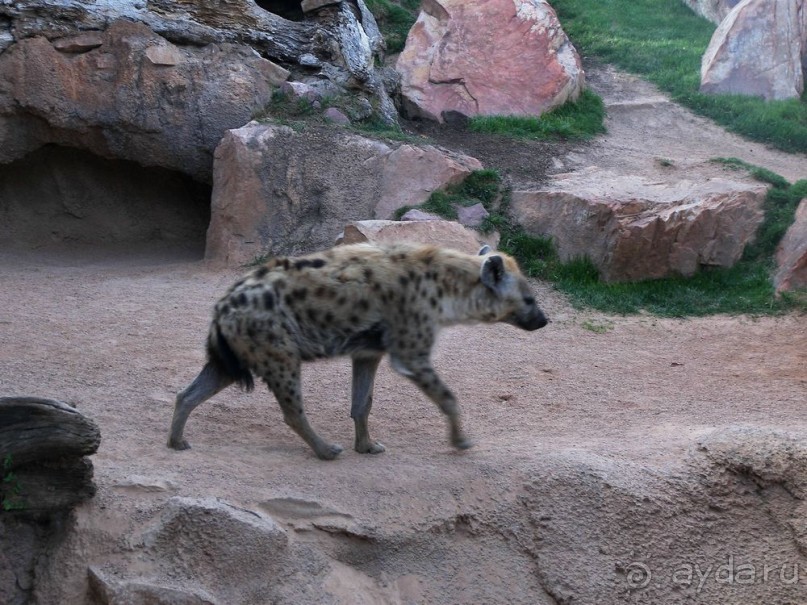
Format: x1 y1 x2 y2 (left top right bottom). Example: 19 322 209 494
145 44 183 66
456 203 489 228
323 107 350 125
401 209 443 222
52 32 103 53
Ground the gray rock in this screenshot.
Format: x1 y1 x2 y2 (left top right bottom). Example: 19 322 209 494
323 107 351 125
456 202 489 228
774 198 807 293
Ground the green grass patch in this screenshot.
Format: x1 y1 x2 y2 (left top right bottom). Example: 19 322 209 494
469 90 606 140
393 169 501 220
2 455 24 511
364 0 420 54
551 0 807 153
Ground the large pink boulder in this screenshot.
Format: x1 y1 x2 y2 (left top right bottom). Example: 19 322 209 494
774 198 807 293
396 0 584 122
700 0 805 101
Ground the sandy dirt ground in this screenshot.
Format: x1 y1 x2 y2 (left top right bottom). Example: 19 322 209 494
1 63 806 603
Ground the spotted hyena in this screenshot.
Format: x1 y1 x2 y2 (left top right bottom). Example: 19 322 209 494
168 243 548 459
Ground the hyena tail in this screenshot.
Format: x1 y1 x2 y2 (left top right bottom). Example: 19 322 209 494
207 322 255 392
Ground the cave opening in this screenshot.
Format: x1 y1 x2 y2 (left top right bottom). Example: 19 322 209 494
0 145 212 263
254 0 305 21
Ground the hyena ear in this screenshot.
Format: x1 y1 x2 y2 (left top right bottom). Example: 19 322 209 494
480 255 506 291
478 245 492 256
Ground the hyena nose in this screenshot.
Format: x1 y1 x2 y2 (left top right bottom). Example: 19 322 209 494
532 309 549 330
520 308 548 331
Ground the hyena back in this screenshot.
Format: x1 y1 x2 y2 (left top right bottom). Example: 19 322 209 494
168 243 548 460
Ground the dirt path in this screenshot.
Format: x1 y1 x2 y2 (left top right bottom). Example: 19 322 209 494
1 64 806 604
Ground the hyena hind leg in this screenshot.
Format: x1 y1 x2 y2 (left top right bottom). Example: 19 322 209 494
351 354 385 454
263 363 344 461
168 361 233 450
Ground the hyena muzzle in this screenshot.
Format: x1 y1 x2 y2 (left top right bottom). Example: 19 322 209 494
168 243 548 459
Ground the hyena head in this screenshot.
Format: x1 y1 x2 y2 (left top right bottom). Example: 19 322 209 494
477 245 548 331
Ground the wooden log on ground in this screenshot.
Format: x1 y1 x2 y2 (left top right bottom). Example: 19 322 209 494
0 397 101 468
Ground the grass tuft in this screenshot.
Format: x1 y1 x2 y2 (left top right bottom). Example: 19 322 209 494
469 90 606 140
363 0 420 54
393 169 502 221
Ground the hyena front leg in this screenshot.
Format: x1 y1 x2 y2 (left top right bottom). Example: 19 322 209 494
350 353 385 454
262 359 343 460
168 361 234 450
390 348 472 451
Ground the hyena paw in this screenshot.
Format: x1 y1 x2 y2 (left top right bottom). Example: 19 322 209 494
168 437 191 451
316 443 344 460
452 436 473 451
356 441 386 455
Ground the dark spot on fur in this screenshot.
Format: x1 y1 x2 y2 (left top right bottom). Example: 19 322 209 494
292 288 308 302
437 287 444 298
232 292 248 308
430 297 438 308
307 308 319 322
293 259 313 270
275 279 287 290
254 267 269 279
363 267 374 280
263 291 275 310
399 276 409 287
220 303 231 315
349 315 360 325
358 299 369 311
337 296 347 306
324 312 334 323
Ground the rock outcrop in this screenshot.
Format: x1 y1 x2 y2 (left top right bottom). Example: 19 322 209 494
0 20 287 182
0 0 397 183
511 168 768 282
206 123 482 266
700 0 806 101
774 198 807 293
396 0 584 122
31 427 807 605
0 397 100 605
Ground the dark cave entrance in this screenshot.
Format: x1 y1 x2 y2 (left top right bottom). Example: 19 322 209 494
254 0 305 21
0 145 212 262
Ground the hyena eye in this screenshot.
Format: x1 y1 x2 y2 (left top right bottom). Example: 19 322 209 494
523 296 535 306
